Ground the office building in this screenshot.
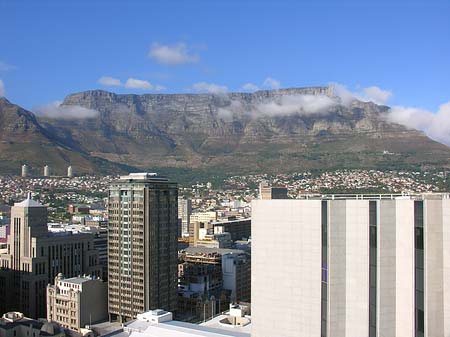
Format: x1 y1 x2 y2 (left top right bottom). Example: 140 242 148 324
252 194 450 337
0 194 100 318
259 182 288 200
178 197 192 237
47 273 108 332
108 173 178 322
213 218 251 241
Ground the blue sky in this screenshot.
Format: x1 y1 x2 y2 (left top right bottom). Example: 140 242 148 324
0 0 449 112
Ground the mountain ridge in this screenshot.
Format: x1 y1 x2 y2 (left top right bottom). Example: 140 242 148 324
1 87 449 177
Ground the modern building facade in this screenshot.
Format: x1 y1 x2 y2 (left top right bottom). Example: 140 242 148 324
252 194 450 337
258 183 288 200
178 197 192 237
108 173 178 322
47 273 108 332
0 194 100 319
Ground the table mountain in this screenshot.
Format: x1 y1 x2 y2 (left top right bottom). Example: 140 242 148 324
38 87 450 175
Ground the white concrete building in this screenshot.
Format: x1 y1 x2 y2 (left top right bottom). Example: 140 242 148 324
104 308 250 337
251 194 450 337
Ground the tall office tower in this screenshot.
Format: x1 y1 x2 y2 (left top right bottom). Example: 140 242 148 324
108 173 178 323
44 165 51 177
21 164 29 177
0 194 100 318
178 197 192 237
67 165 73 177
259 182 288 199
252 194 450 337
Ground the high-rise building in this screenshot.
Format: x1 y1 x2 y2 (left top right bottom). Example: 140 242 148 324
44 165 51 177
259 182 288 199
251 194 450 337
108 173 178 323
0 194 100 318
178 197 192 237
21 164 29 178
67 165 73 177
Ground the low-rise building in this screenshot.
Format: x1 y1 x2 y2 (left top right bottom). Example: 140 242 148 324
0 312 65 337
47 273 108 332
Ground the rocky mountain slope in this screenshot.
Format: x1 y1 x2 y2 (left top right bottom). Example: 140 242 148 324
39 87 450 175
1 87 449 177
0 97 133 175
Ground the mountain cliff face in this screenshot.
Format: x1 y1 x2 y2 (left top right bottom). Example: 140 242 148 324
2 87 449 176
37 87 450 174
0 97 133 175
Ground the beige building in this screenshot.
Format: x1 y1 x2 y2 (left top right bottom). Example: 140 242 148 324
0 194 100 318
259 182 288 200
252 194 450 337
47 273 107 332
108 173 178 322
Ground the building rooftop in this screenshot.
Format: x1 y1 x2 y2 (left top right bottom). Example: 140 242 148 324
121 309 250 337
118 172 169 183
59 275 100 285
14 193 44 208
290 192 450 201
182 246 246 256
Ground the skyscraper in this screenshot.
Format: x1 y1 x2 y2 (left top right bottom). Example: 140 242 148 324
108 173 178 322
178 197 192 237
251 194 450 337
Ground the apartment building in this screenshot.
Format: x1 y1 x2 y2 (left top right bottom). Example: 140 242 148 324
108 173 178 322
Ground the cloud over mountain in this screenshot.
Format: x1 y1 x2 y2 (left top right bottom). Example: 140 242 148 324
34 101 99 119
149 43 199 65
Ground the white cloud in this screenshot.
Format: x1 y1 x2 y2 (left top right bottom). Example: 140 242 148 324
386 102 450 146
362 86 392 105
124 78 153 90
263 77 281 90
34 101 99 119
254 94 336 117
0 61 16 72
217 94 338 121
98 76 122 86
331 83 393 105
241 83 260 92
149 42 199 65
0 79 4 97
191 82 228 94
98 76 166 91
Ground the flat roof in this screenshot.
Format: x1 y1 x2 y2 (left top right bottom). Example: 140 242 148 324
124 318 250 337
118 172 169 182
182 246 246 255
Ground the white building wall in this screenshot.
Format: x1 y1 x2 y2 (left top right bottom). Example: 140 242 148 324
252 200 322 337
328 200 369 337
424 197 450 337
442 198 450 337
328 200 346 337
379 199 414 337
